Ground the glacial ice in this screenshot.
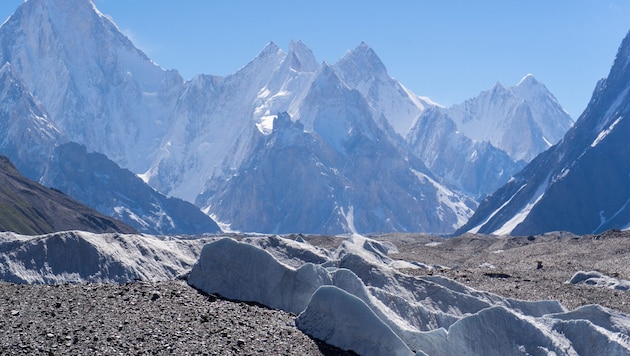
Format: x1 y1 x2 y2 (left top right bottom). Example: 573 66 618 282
188 235 630 355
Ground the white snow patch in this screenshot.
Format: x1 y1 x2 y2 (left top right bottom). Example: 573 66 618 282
255 114 276 135
592 116 623 148
594 195 630 233
492 178 549 235
340 205 358 235
468 183 528 234
411 169 474 229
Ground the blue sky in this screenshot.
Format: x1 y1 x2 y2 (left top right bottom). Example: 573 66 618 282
1 1 630 118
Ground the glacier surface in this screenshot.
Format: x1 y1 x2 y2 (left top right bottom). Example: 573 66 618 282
188 235 630 355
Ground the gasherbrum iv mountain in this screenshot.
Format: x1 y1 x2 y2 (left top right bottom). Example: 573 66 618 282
0 0 573 234
459 30 630 236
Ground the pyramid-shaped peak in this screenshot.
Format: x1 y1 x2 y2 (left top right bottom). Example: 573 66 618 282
0 62 15 76
355 41 373 51
311 61 346 91
287 40 319 72
259 41 284 56
343 42 385 68
7 0 140 54
333 42 388 84
488 81 511 95
517 73 540 87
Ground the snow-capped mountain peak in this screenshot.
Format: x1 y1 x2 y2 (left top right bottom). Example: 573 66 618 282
447 75 573 162
332 43 430 136
516 73 539 87
458 29 630 236
335 42 389 83
0 0 182 172
0 0 575 235
287 40 319 72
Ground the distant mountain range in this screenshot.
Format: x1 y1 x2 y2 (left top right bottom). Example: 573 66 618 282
41 142 221 235
0 0 577 235
407 75 573 198
459 29 630 235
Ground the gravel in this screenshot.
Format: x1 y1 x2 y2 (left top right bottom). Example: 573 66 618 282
0 280 352 355
1 230 628 355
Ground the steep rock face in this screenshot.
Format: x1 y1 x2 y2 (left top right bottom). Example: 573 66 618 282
407 107 525 198
41 142 221 235
0 63 63 180
459 30 630 235
0 0 182 172
0 155 136 235
197 113 345 234
143 41 317 201
198 69 474 234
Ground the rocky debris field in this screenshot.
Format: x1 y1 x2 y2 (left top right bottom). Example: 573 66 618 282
0 280 351 355
374 230 630 313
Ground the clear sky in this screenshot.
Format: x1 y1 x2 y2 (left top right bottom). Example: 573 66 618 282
1 1 630 119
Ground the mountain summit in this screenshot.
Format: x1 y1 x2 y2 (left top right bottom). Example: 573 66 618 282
447 74 573 162
0 0 182 172
406 75 572 198
459 30 630 235
0 0 574 235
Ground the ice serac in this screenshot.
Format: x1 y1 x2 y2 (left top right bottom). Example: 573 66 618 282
458 30 630 236
0 230 211 283
333 43 429 136
187 235 630 355
41 142 221 235
0 0 183 172
296 286 414 356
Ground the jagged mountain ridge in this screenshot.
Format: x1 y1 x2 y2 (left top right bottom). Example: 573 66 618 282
407 106 526 198
0 0 572 234
458 30 630 235
448 74 573 162
0 155 136 235
406 75 573 198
